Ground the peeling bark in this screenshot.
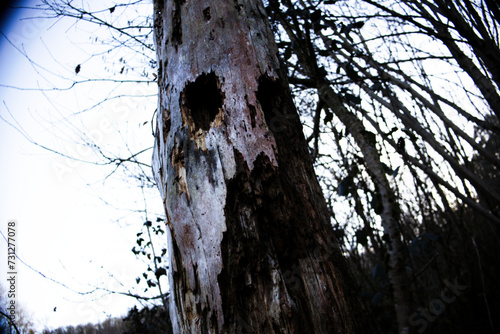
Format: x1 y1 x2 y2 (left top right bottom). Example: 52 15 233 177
152 0 366 333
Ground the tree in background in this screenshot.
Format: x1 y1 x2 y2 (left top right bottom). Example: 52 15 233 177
122 305 171 334
266 0 500 332
41 317 124 334
0 285 35 334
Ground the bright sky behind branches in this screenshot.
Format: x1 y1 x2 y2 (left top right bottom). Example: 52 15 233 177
0 1 165 331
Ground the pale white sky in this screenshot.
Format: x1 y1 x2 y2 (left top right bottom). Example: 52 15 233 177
0 1 167 331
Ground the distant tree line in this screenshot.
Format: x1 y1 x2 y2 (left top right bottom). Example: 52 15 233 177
41 306 171 334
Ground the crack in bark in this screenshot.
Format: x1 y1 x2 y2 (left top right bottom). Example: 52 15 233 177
162 109 171 144
171 136 190 200
171 0 184 50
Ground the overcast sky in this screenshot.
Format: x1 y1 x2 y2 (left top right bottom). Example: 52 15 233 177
0 1 166 331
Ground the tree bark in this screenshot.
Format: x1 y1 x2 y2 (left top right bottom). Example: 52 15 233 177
152 0 366 333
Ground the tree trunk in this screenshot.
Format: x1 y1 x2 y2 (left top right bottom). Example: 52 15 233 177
152 0 366 333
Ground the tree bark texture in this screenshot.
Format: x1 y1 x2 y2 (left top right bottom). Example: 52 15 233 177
151 0 365 333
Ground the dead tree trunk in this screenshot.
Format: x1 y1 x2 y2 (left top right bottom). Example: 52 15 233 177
152 0 366 332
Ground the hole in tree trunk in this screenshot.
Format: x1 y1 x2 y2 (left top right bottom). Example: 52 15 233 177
181 72 224 131
203 7 211 21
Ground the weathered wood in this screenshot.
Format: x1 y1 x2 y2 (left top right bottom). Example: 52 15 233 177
152 0 366 332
